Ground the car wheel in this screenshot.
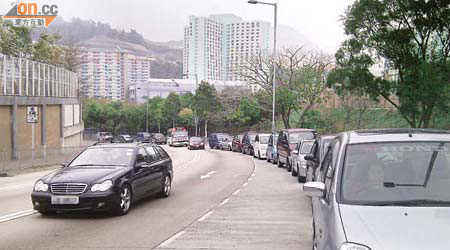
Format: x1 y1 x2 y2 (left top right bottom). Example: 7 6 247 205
287 159 292 172
277 156 283 168
298 171 306 183
114 184 132 216
159 175 172 198
292 165 298 176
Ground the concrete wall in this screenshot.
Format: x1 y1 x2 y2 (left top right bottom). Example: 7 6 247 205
46 105 61 149
0 106 12 159
16 105 42 159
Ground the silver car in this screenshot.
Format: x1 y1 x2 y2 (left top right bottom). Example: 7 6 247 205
291 139 315 183
304 129 450 250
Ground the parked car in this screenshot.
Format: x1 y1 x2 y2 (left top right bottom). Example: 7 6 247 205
266 134 278 164
96 132 113 142
304 128 450 250
136 132 151 142
241 132 257 155
111 134 134 143
167 128 189 147
151 133 166 144
277 128 317 171
305 135 335 182
219 135 233 151
291 139 315 182
31 142 173 216
232 134 244 152
188 137 205 150
253 133 271 159
208 133 230 149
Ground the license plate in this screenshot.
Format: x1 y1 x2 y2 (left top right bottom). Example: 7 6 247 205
51 196 79 205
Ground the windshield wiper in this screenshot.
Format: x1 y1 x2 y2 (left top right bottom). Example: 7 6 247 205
362 199 450 207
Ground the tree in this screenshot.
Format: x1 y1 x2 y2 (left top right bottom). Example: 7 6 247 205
240 47 332 128
163 92 181 128
178 108 194 129
230 97 262 127
148 96 165 133
32 33 63 65
328 0 450 128
193 81 221 137
0 19 33 57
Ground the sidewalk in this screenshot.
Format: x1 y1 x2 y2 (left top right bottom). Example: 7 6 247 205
156 157 313 250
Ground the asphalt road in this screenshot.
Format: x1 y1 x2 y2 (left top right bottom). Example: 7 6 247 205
0 146 255 250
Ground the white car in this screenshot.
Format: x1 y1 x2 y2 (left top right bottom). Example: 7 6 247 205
291 139 315 182
253 133 271 160
96 132 113 142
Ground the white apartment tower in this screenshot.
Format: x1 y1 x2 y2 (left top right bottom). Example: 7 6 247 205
77 48 152 101
183 14 271 82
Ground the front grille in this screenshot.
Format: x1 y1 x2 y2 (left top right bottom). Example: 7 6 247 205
51 183 87 195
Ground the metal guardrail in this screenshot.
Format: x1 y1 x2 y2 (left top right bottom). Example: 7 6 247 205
0 53 79 98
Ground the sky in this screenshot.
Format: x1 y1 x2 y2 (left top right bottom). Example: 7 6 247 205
0 0 355 54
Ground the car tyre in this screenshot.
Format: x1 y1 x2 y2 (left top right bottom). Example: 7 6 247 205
257 151 261 160
298 171 306 183
277 156 283 168
114 184 132 216
159 175 172 198
287 159 292 172
292 165 298 176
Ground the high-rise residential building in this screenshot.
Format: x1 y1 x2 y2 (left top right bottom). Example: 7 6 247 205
183 14 271 83
77 47 152 101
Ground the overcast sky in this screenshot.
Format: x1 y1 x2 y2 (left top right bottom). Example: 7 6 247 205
1 0 354 53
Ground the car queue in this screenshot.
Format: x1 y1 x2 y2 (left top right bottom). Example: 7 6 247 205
207 128 450 250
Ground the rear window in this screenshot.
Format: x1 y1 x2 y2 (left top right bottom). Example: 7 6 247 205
288 132 315 144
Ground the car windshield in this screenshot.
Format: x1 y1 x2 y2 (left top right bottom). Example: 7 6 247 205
288 132 315 144
69 148 133 167
221 136 232 142
250 135 256 142
174 131 188 136
259 135 270 144
341 142 450 206
300 141 314 154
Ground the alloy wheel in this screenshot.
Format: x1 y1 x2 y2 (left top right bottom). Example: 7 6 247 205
120 186 131 213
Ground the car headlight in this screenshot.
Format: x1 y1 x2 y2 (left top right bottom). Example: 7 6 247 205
340 242 371 250
91 180 113 192
34 180 48 192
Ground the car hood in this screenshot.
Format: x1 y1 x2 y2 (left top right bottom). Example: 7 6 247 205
42 166 129 184
339 204 450 250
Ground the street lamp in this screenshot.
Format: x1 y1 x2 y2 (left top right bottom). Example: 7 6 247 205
248 0 277 134
181 73 199 136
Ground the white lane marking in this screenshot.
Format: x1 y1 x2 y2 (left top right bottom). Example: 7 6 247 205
232 189 240 195
0 209 37 223
159 231 186 248
0 183 32 191
198 211 214 222
248 177 253 181
174 152 200 172
242 182 248 187
218 198 230 206
200 170 216 180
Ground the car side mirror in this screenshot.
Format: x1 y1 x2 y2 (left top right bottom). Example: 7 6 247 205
303 182 325 197
304 154 315 162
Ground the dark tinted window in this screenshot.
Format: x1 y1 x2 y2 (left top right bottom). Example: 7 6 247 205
145 146 161 162
155 146 169 159
341 142 450 205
